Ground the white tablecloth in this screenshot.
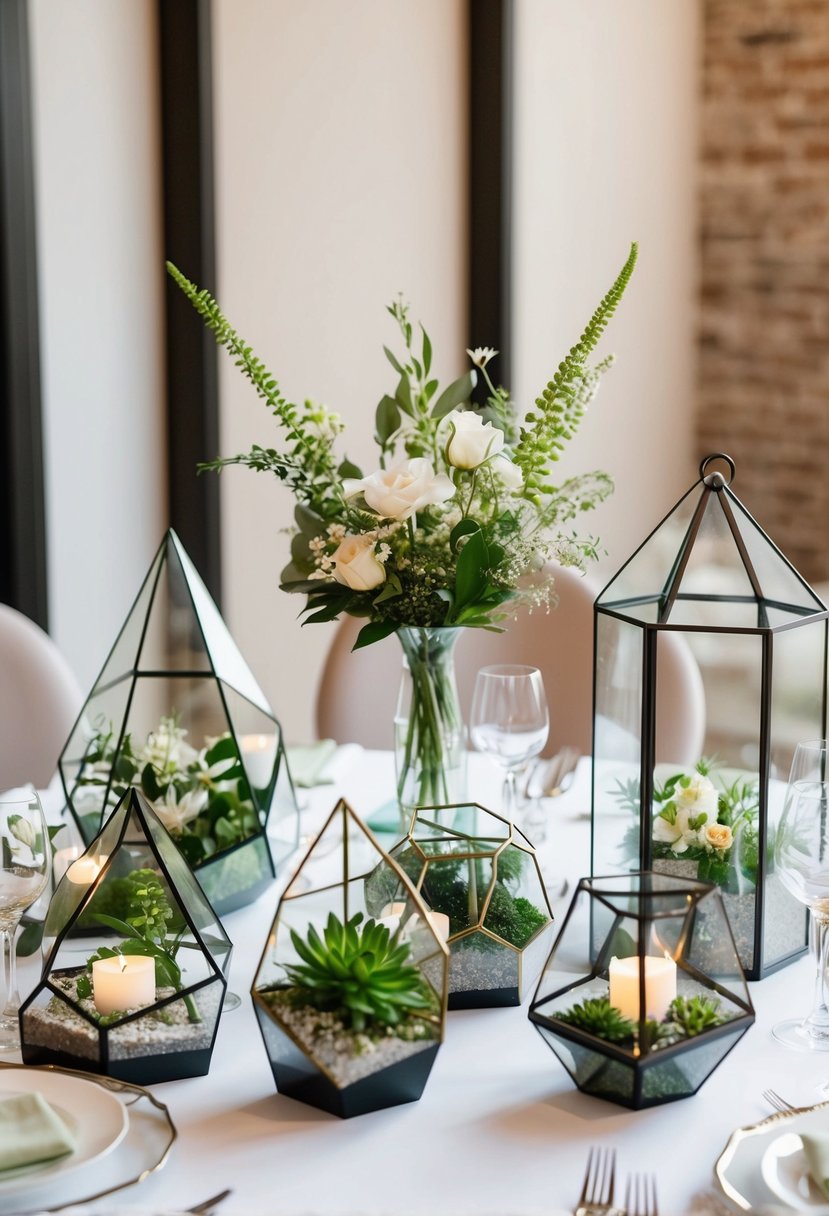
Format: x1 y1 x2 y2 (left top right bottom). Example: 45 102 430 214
11 750 826 1216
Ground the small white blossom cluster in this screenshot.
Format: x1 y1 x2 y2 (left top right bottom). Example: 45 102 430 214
653 772 734 855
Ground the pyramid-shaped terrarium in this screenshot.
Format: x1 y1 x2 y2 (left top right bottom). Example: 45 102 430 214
529 872 754 1109
20 788 232 1084
375 804 555 1008
252 800 448 1118
592 454 828 979
59 529 299 917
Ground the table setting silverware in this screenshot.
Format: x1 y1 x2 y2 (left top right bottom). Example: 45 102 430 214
575 1146 624 1216
624 1173 658 1216
763 1088 795 1113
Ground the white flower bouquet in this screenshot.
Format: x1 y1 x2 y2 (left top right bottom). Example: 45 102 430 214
167 247 638 810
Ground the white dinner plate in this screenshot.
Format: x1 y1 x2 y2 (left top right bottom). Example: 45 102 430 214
761 1130 829 1212
716 1101 829 1210
0 1067 129 1197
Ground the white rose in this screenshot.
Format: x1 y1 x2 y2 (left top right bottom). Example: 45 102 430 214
332 534 387 591
703 823 733 851
674 772 719 818
444 410 505 470
653 806 699 853
493 455 523 489
343 457 454 520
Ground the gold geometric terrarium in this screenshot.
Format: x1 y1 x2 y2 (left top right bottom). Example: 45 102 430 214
59 529 299 916
252 800 448 1118
377 803 555 1008
529 871 754 1109
20 788 232 1084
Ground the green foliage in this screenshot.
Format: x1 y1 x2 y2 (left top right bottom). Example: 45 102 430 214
666 994 726 1038
513 243 638 500
556 991 730 1049
556 996 636 1042
84 869 200 1024
283 912 436 1033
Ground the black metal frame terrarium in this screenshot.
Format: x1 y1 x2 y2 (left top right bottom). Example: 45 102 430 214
592 454 827 979
20 788 232 1084
59 529 299 917
378 803 555 1008
529 871 754 1109
252 799 449 1118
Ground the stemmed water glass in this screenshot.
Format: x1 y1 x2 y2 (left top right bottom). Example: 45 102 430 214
0 790 51 1050
773 767 829 1052
469 665 549 826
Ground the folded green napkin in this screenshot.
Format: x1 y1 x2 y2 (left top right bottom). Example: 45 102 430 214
0 1091 76 1172
286 739 338 788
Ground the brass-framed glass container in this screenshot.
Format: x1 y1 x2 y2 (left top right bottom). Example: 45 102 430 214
377 803 554 1008
19 788 232 1084
252 799 448 1118
592 454 827 979
529 871 754 1109
59 529 299 916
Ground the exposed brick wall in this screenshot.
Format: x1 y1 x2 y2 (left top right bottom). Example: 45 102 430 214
699 0 829 584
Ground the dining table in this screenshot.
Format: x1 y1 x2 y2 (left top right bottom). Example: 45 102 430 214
7 746 828 1216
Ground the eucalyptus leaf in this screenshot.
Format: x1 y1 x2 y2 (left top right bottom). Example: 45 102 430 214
353 620 398 650
375 395 401 444
338 457 363 479
395 373 413 415
383 344 405 375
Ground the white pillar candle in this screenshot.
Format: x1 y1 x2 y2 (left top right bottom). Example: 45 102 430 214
53 846 80 883
426 911 450 942
608 954 677 1022
378 902 407 935
92 955 156 1014
66 855 108 885
239 734 277 789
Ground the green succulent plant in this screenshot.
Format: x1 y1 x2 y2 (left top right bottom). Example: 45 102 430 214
555 996 637 1042
666 994 726 1037
283 912 436 1033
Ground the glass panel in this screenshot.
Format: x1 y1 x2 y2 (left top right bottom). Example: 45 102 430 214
667 491 758 610
137 547 212 673
729 493 827 613
592 615 642 876
597 485 700 608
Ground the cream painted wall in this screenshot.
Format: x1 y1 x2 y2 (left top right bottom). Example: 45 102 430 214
212 0 467 742
513 0 700 584
29 0 167 690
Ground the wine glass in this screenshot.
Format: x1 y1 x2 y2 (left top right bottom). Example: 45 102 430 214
0 790 51 1050
470 665 549 825
773 778 829 1051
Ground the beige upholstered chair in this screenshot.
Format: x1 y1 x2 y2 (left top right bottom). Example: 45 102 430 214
315 565 706 763
0 604 83 790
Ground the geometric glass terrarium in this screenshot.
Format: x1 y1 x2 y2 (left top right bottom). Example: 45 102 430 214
19 788 232 1084
252 800 448 1119
59 529 299 916
529 871 754 1109
592 454 827 979
380 804 554 1008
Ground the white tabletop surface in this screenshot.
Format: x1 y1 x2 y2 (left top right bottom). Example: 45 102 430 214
9 749 829 1216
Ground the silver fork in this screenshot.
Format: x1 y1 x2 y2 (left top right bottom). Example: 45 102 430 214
575 1147 619 1216
186 1191 233 1215
763 1088 795 1112
625 1174 659 1216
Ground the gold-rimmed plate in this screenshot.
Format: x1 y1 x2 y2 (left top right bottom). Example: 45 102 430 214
0 1064 176 1215
716 1100 829 1211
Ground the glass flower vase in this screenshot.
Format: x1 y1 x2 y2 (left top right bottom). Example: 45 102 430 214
394 627 466 825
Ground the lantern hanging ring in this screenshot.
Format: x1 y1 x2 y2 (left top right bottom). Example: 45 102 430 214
699 452 735 489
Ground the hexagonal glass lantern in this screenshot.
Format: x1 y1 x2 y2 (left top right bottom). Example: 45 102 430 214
20 788 232 1084
377 803 555 1008
252 800 448 1119
59 529 299 916
592 454 826 979
529 872 754 1109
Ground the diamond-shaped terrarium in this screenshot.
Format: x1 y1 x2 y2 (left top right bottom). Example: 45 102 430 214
20 788 232 1084
59 529 299 916
529 871 754 1109
374 803 554 1008
252 800 448 1118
